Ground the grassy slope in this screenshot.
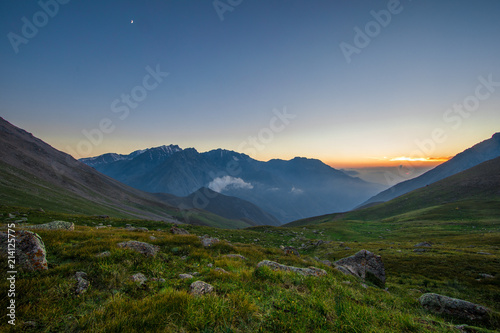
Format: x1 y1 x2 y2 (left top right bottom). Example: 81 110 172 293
0 161 252 230
1 207 499 332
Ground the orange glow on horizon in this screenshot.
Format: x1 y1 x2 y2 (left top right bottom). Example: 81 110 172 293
325 156 451 169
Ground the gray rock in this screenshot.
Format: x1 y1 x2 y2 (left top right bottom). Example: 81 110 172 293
414 242 432 247
179 273 194 279
223 254 247 260
419 293 492 323
170 227 190 235
413 248 428 253
0 230 48 271
190 281 214 296
117 241 159 256
130 273 147 284
334 250 386 288
136 227 149 232
26 220 74 231
257 260 327 277
199 235 220 247
149 236 157 241
477 252 492 255
75 272 90 295
479 273 494 279
151 277 166 283
214 267 229 274
96 251 111 258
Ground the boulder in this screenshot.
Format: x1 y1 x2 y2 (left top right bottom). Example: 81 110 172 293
179 273 194 279
130 273 148 284
256 260 327 277
334 250 385 288
190 281 214 296
75 272 90 295
419 293 492 323
117 241 159 256
26 221 74 231
199 235 220 247
0 230 48 271
170 227 190 235
414 242 432 247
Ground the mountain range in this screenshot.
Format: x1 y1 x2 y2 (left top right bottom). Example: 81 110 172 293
81 146 386 222
0 117 277 228
362 133 500 206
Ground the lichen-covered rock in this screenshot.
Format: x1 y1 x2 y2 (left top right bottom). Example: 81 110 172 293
179 273 194 279
419 293 492 323
199 235 220 247
130 273 148 284
117 241 159 256
75 272 90 295
26 221 74 231
256 260 327 277
190 281 214 296
0 230 48 271
334 250 385 288
170 227 190 235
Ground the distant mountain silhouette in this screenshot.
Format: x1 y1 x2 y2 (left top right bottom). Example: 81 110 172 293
81 146 385 223
362 133 500 206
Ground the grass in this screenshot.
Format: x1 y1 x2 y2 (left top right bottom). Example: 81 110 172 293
1 206 499 332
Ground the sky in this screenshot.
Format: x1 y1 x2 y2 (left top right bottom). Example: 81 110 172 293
1 0 499 171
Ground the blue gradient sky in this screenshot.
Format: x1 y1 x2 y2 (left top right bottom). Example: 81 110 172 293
1 0 499 167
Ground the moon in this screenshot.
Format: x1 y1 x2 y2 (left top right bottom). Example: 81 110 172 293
131 20 134 24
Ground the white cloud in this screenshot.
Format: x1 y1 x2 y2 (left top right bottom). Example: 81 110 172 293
290 186 303 195
208 176 253 193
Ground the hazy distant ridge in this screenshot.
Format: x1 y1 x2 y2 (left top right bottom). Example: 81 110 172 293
82 146 385 223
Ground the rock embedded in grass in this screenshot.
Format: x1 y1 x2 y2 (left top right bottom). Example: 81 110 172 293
190 281 214 296
199 235 220 247
117 240 160 256
170 226 190 235
96 251 111 258
25 220 74 231
179 274 194 279
414 242 432 247
334 250 386 288
0 230 48 271
130 273 148 284
256 260 327 277
75 272 90 295
419 293 492 323
223 254 247 260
